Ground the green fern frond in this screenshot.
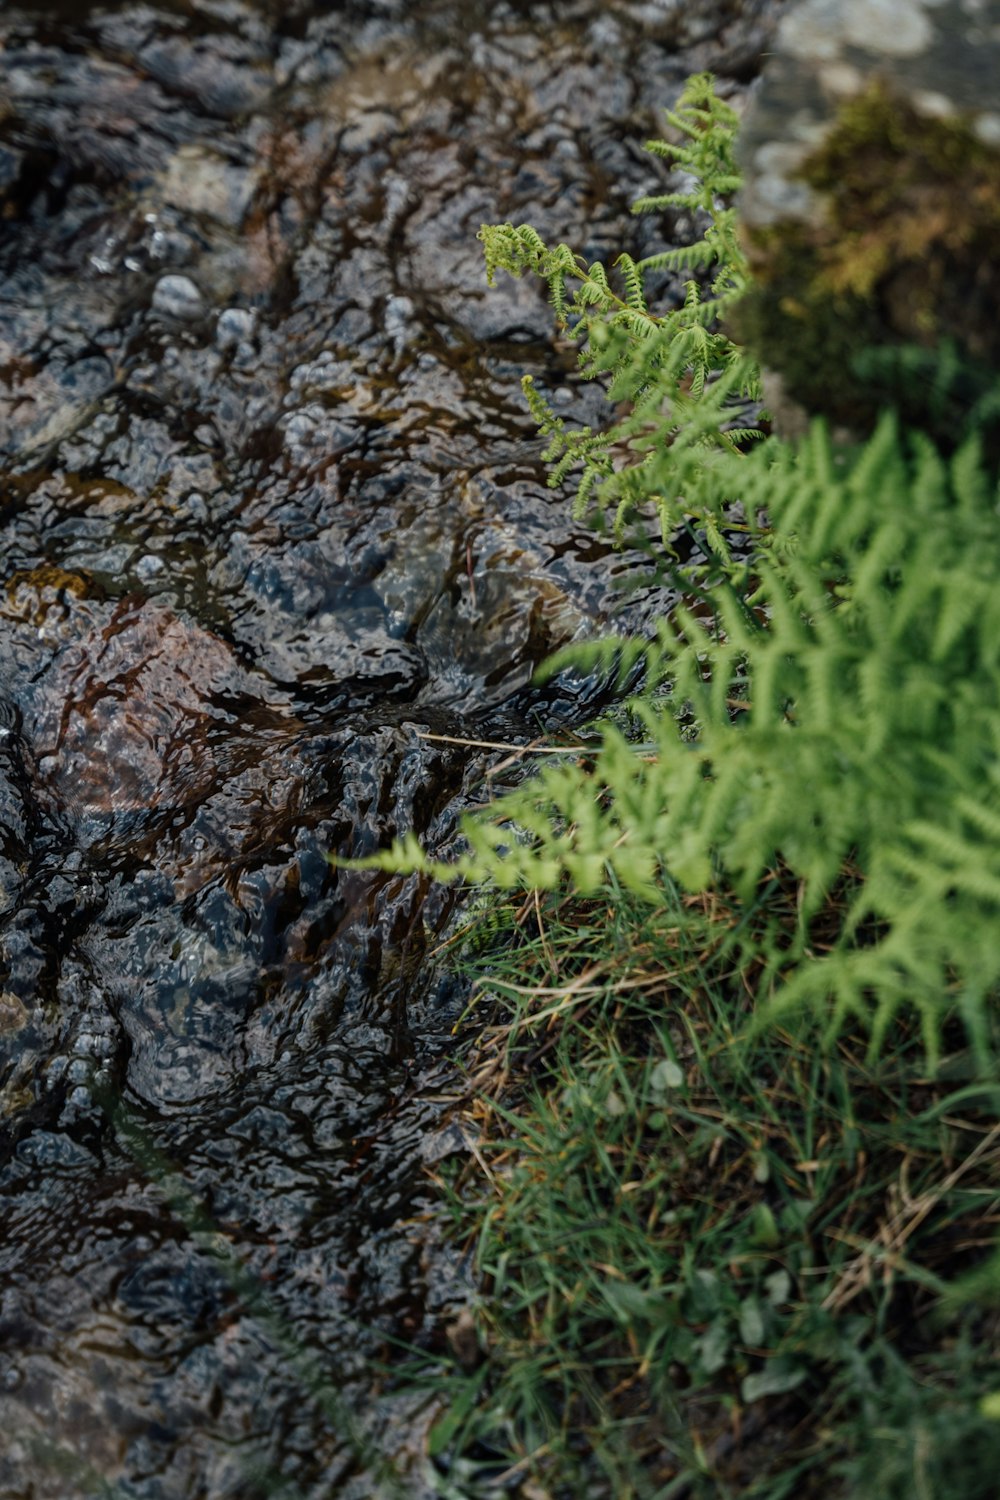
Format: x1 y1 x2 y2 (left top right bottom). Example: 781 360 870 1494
615 253 647 312
475 75 758 557
355 74 1000 1065
520 374 562 435
357 420 1000 1059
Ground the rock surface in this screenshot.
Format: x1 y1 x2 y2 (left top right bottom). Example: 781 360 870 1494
0 1 786 1495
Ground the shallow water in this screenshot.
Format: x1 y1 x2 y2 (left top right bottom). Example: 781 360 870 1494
0 2 781 1494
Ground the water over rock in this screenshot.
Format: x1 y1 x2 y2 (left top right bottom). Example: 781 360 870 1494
0 0 784 1493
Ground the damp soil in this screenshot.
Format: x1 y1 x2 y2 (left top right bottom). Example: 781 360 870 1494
0 2 783 1494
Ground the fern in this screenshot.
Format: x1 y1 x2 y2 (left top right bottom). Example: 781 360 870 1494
477 73 763 563
343 75 1000 1061
359 419 1000 1060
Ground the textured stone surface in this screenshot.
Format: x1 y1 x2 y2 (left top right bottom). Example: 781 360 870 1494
0 2 792 1495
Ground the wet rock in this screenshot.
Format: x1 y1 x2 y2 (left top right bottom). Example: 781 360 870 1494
120 902 263 1108
155 144 261 229
18 595 291 824
137 31 273 118
215 305 257 349
0 0 783 1493
413 525 592 706
0 346 117 463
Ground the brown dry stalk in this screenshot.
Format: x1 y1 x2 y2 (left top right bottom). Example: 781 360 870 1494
822 1120 1000 1312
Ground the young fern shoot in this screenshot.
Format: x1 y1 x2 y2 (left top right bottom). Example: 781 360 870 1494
478 73 764 560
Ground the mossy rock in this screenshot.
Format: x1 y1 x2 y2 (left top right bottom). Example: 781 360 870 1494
734 0 1000 449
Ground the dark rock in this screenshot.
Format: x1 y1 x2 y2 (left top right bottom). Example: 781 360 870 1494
4 590 292 826
0 0 784 1492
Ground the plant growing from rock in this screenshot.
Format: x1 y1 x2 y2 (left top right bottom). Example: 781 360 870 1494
354 73 1000 1063
479 72 763 563
365 68 1000 1500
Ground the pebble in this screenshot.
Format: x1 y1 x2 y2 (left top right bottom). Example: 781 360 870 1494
215 306 256 350
152 274 205 320
135 554 166 581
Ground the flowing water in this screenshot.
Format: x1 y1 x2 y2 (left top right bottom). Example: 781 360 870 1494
0 2 781 1494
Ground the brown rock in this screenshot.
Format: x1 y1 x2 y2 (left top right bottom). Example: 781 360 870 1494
25 597 284 819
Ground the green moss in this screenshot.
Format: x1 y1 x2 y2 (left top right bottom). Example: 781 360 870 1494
738 82 1000 443
728 231 882 433
802 84 1000 328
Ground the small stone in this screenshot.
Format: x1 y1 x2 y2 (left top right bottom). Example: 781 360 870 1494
215 306 256 350
183 491 209 522
135 554 166 580
820 61 864 95
152 274 204 320
782 0 934 61
975 112 1000 146
781 0 845 61
842 0 933 56
912 89 954 118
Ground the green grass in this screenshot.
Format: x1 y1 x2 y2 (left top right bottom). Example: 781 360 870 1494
410 878 1000 1498
367 72 1000 1497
